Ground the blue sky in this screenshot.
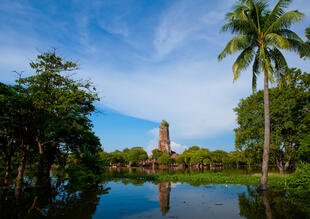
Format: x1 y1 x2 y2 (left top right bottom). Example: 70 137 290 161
1 0 310 154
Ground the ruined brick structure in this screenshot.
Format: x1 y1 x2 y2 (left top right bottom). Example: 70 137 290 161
158 120 171 155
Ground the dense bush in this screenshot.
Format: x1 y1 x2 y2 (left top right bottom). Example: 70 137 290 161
298 135 310 163
157 154 175 164
287 163 310 191
127 147 148 164
151 149 164 160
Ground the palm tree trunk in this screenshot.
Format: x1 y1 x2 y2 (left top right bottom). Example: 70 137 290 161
260 72 270 190
262 191 273 219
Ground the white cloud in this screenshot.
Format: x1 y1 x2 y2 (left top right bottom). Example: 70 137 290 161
171 141 187 154
86 57 253 139
153 0 236 58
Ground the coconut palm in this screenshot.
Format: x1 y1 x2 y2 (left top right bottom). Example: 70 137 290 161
218 0 304 190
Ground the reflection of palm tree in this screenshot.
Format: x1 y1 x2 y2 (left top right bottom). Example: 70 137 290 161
262 191 273 219
158 182 171 216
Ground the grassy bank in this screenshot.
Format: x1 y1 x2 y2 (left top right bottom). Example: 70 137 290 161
99 171 290 187
156 172 288 186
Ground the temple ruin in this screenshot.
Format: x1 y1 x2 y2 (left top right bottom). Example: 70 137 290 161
158 120 171 155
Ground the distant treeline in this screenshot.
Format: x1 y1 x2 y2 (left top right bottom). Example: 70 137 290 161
98 146 241 167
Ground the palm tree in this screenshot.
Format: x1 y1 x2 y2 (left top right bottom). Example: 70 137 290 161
218 0 304 190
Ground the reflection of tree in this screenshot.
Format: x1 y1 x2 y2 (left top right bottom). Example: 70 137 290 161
158 182 171 216
262 191 273 219
238 186 310 219
0 178 110 218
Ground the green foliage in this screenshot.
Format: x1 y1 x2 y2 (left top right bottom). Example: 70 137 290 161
111 150 128 164
98 151 113 165
298 135 310 163
79 149 104 172
161 120 169 127
234 69 309 168
127 147 148 164
209 150 228 163
190 149 211 164
174 146 243 165
287 163 310 191
185 146 200 153
156 172 286 186
0 50 101 185
157 154 175 164
151 149 164 160
300 25 310 58
175 155 185 164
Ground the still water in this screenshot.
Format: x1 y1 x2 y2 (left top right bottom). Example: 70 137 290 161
1 168 309 219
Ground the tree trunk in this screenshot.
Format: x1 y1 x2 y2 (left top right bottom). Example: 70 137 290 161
4 157 11 186
36 141 52 185
37 141 44 182
260 73 270 190
284 159 290 171
276 159 284 173
15 145 28 198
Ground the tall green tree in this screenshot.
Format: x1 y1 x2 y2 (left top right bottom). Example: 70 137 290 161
234 70 309 171
17 51 101 182
0 82 36 191
218 0 304 190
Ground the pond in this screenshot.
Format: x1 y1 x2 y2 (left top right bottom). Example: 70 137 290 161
1 168 309 219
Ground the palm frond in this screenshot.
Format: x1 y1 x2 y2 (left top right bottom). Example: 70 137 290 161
218 35 251 61
222 1 258 35
232 47 255 81
252 48 261 92
264 0 292 30
264 33 289 49
274 29 303 42
266 10 304 33
261 49 275 83
268 48 288 79
286 38 304 53
305 25 310 41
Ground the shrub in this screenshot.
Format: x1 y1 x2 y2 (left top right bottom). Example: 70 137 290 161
176 155 185 164
151 149 164 160
287 163 310 191
127 147 148 164
157 154 175 164
298 135 310 163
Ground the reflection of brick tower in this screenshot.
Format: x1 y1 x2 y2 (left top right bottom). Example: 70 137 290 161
158 120 171 155
158 182 171 216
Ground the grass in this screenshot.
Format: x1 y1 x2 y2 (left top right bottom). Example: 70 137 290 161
157 172 288 186
99 171 290 187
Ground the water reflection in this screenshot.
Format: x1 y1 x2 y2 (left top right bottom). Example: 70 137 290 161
0 179 110 219
1 172 310 218
238 186 310 219
262 191 273 219
158 182 171 215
